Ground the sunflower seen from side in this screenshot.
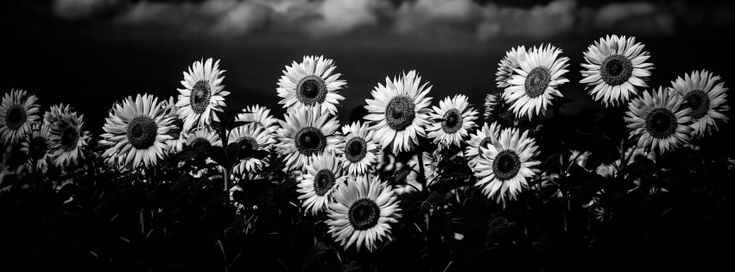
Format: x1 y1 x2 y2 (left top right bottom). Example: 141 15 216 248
484 93 499 122
496 45 527 88
504 44 570 120
276 106 339 171
670 70 729 138
326 175 401 252
236 104 279 133
473 127 540 205
176 58 229 132
465 121 501 167
100 94 175 168
229 123 275 176
0 89 40 146
581 35 653 107
46 106 90 167
163 96 187 153
186 126 222 153
625 87 692 154
364 70 433 154
298 152 345 215
277 55 346 115
335 121 379 177
20 123 52 172
427 94 478 148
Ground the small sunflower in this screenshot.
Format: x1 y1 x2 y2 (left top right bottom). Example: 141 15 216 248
176 58 229 132
276 106 340 171
229 123 275 175
473 127 540 205
465 122 501 167
99 94 175 168
326 175 401 252
186 126 222 150
163 96 187 153
427 94 478 148
504 44 570 120
0 89 40 146
298 152 346 215
334 121 379 177
277 55 346 115
20 123 52 172
46 105 90 167
364 70 433 154
625 87 692 154
581 35 653 107
496 45 528 88
670 70 729 138
236 104 279 133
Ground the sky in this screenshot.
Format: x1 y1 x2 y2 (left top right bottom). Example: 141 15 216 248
4 0 735 133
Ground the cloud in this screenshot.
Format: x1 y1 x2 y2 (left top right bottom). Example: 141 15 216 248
476 0 577 40
52 0 120 20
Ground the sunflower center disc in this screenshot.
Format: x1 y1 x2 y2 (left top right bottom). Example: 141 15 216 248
190 80 211 114
493 149 521 181
345 137 367 163
237 137 258 158
524 67 551 98
190 137 211 151
127 116 158 149
349 198 380 230
6 104 27 130
646 108 677 139
684 90 710 119
385 95 416 131
313 169 336 196
61 126 80 152
296 75 327 106
478 137 492 154
30 136 48 159
442 109 462 134
295 127 326 156
600 55 633 86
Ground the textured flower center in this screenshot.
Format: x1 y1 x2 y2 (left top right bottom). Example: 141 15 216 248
313 169 336 196
61 126 80 152
6 104 27 130
127 116 158 149
296 75 327 106
600 55 633 86
385 95 416 131
190 80 211 114
646 108 677 139
684 90 710 119
295 127 326 156
237 136 258 158
344 137 367 163
30 136 48 159
524 67 551 98
349 198 380 230
442 109 463 134
493 149 521 181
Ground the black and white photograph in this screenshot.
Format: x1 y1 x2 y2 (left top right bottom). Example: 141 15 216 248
2 0 735 271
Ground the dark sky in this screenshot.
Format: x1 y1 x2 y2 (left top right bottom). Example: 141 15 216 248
4 0 735 134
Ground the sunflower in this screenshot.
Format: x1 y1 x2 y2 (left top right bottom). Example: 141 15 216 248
473 127 540 205
1 89 40 146
229 123 275 176
625 87 692 154
276 106 340 170
20 123 52 172
326 175 401 252
427 94 478 148
503 44 569 120
496 46 527 88
99 94 175 168
46 105 90 167
334 121 379 176
186 126 222 151
581 35 653 107
364 70 433 154
298 152 346 215
176 58 229 132
670 70 729 138
162 96 187 153
236 104 279 133
277 55 346 115
465 121 501 167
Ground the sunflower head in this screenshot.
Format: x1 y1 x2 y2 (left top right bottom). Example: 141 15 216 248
277 55 346 115
1 89 40 146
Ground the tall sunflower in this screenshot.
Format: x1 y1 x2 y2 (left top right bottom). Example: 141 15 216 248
176 58 229 132
277 55 346 115
276 106 339 170
670 70 729 138
1 89 40 146
427 94 478 148
625 87 692 154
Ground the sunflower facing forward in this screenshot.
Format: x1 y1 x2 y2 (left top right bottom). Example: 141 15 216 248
503 44 570 120
229 123 275 176
298 152 345 215
20 123 52 172
364 70 433 154
176 58 229 132
276 106 340 171
1 89 40 146
581 35 654 107
334 121 379 177
625 87 692 154
670 70 729 138
427 94 478 148
277 55 346 115
473 127 540 205
46 105 90 167
100 94 176 168
326 175 401 252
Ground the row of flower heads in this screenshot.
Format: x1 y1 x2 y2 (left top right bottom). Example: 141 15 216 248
0 35 729 252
